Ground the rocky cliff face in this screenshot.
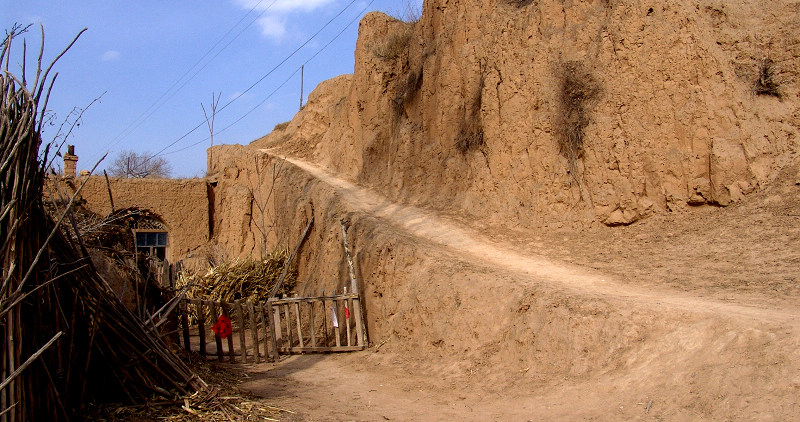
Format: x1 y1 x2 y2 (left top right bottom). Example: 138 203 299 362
252 0 799 227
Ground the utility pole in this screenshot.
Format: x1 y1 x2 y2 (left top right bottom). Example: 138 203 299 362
299 65 304 111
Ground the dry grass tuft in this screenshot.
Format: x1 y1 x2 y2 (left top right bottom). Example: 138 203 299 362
393 65 424 116
456 76 486 154
556 61 600 171
753 58 782 98
272 121 290 132
373 24 413 60
389 0 422 23
506 0 536 7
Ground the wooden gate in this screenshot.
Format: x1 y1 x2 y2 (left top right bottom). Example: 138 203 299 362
177 288 366 363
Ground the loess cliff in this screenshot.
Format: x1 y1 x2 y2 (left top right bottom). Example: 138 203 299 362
204 1 800 419
252 0 799 228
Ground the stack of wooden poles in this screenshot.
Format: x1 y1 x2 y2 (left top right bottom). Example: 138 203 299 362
1 25 204 422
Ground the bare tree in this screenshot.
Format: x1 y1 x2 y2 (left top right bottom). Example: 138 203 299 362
201 92 221 167
108 150 172 178
249 155 286 258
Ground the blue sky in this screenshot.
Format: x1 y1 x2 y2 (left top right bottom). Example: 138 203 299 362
2 0 422 177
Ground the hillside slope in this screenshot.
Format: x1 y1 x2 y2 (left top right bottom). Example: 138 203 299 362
208 148 800 420
253 0 799 228
206 0 800 419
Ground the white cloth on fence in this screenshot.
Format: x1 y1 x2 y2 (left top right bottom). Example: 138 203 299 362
330 306 339 328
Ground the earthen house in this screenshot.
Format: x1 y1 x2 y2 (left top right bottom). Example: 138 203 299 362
57 150 211 263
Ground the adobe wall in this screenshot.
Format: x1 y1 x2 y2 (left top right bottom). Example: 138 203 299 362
60 176 210 262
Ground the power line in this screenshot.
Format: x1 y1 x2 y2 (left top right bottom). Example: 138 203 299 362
148 0 362 160
160 0 377 157
100 0 277 155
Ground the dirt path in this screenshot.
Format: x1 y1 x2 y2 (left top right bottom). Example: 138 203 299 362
243 150 800 421
266 151 799 326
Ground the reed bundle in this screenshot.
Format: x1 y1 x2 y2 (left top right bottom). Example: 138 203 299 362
1 25 204 422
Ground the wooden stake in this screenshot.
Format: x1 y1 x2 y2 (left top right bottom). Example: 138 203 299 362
293 296 303 348
103 170 115 214
265 301 279 361
198 301 207 356
345 288 352 347
222 302 235 363
209 301 223 362
309 301 316 348
180 300 190 351
353 296 364 347
235 300 247 363
268 216 314 298
247 301 260 363
258 303 270 361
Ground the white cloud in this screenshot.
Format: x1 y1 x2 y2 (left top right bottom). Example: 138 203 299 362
232 0 337 41
101 50 121 62
256 15 287 39
234 0 336 13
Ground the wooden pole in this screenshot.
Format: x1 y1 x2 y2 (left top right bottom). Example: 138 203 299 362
103 170 115 214
284 304 292 348
293 296 303 348
247 301 260 363
309 301 316 348
265 301 280 361
344 287 352 347
258 303 270 361
209 301 223 362
222 302 236 363
235 300 247 363
268 216 314 298
197 301 207 356
340 220 358 294
180 300 190 351
341 220 367 346
299 65 304 110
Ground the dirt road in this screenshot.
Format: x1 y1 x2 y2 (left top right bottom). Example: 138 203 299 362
238 151 800 421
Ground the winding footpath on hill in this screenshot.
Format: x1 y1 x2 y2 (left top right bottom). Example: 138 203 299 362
264 150 799 327
241 149 800 421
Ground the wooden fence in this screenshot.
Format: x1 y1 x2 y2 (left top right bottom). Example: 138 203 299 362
177 288 366 363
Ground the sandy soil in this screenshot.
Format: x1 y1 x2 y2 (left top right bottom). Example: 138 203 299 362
227 153 800 421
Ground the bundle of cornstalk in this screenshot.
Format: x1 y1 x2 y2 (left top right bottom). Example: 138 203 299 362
86 353 295 421
0 26 204 422
177 251 297 304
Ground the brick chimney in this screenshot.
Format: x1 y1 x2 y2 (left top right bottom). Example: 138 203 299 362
63 145 78 178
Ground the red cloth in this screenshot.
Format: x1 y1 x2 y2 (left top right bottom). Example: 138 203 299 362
345 306 350 319
212 315 232 339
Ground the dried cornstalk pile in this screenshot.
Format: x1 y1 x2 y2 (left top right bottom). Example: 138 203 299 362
87 354 295 421
1 26 204 422
178 251 297 304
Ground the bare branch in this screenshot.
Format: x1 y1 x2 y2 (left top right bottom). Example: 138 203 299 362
108 150 172 178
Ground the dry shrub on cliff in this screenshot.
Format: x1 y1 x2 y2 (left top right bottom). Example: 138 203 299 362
557 61 600 171
389 0 422 23
393 65 424 116
753 58 782 98
456 76 486 154
373 24 413 60
272 121 290 132
506 0 536 7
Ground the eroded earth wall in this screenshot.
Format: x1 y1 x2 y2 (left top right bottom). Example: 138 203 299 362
253 0 799 228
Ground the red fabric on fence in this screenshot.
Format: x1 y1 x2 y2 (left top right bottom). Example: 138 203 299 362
212 315 232 339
